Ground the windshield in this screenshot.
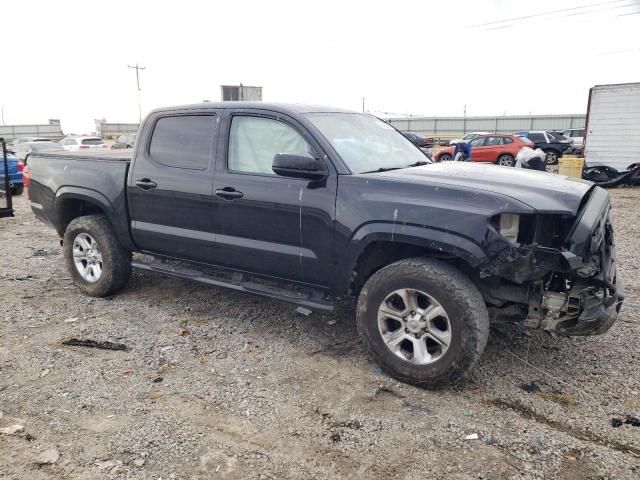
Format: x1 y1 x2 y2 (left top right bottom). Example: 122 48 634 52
305 113 429 173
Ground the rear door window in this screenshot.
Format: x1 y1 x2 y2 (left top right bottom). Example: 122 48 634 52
502 137 513 144
485 136 503 146
149 115 216 169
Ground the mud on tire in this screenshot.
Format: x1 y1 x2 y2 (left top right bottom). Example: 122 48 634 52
63 214 132 297
356 257 489 388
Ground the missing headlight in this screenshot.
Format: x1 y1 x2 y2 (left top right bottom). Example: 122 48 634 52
499 213 520 243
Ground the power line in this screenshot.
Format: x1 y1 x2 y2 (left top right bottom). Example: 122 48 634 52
471 0 632 28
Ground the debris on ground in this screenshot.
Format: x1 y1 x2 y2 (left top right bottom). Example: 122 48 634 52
64 317 79 323
177 328 190 336
464 433 479 440
61 339 129 351
0 424 24 435
133 458 146 467
35 448 60 465
611 415 640 428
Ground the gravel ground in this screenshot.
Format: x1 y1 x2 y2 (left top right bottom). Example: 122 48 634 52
1 189 639 479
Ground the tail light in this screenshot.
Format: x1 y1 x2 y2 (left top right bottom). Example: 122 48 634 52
18 162 24 172
80 145 90 149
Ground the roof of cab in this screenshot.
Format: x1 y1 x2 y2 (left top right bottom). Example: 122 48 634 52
149 102 358 116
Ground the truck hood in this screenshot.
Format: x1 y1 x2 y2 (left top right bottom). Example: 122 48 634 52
372 162 592 215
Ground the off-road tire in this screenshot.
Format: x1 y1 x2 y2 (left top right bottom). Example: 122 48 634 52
356 257 489 388
63 214 132 297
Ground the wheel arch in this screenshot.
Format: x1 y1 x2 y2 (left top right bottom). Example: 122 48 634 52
53 187 135 250
336 224 488 296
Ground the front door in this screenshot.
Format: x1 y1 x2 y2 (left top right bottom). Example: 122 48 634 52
211 112 336 287
468 136 488 161
127 112 219 264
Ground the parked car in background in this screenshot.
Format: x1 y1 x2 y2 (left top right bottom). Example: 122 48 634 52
449 132 490 146
402 132 432 148
15 141 64 165
434 134 533 166
59 136 107 151
111 133 137 149
561 128 585 153
517 131 571 165
0 152 24 195
9 137 54 153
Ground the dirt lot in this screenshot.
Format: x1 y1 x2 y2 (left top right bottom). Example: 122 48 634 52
1 189 639 479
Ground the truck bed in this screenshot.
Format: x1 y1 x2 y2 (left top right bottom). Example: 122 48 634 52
29 149 132 244
35 149 133 162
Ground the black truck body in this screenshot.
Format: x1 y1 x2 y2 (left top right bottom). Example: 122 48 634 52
28 102 624 386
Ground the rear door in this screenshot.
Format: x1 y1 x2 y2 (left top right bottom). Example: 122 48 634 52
211 111 336 287
482 136 504 162
127 111 220 263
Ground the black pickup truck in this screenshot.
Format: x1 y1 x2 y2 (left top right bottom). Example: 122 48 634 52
29 102 623 387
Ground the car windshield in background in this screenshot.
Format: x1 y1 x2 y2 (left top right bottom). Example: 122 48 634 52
81 138 103 145
305 113 429 173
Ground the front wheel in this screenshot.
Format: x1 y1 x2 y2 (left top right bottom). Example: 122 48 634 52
496 154 514 167
439 153 452 162
356 258 489 388
63 214 132 297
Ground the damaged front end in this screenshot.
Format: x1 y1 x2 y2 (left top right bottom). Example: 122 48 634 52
480 186 624 336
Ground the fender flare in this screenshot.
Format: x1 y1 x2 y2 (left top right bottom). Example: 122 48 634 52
53 187 135 250
334 222 489 294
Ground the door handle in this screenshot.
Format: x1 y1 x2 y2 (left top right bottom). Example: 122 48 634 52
135 179 157 190
215 188 243 200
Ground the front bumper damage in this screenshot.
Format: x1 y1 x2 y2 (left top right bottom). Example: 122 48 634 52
482 187 624 336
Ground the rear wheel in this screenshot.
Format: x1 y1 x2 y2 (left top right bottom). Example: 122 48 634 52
496 154 514 167
439 153 452 162
63 214 132 297
545 150 559 165
356 258 490 387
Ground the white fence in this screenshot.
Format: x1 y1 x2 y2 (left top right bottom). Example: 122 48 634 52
0 124 64 141
386 114 586 138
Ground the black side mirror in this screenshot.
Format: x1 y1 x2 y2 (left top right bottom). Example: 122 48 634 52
272 153 327 180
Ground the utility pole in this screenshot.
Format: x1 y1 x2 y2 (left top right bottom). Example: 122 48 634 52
463 104 467 134
1 107 4 125
362 97 365 113
128 63 146 123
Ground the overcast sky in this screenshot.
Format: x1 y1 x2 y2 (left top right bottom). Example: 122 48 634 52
2 0 639 133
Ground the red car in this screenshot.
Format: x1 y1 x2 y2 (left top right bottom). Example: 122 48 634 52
434 134 533 166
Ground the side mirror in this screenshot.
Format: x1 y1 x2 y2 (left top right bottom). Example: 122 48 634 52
272 153 327 180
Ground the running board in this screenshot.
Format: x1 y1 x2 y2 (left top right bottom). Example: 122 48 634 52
131 260 334 312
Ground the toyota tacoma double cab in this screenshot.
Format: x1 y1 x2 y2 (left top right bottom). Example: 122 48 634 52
28 102 624 387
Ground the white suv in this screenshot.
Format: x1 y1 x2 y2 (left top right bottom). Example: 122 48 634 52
449 132 490 146
59 136 107 151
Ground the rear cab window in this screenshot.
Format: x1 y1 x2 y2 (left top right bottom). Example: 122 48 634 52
149 115 216 169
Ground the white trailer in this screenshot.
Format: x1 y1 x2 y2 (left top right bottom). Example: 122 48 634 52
584 82 640 170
